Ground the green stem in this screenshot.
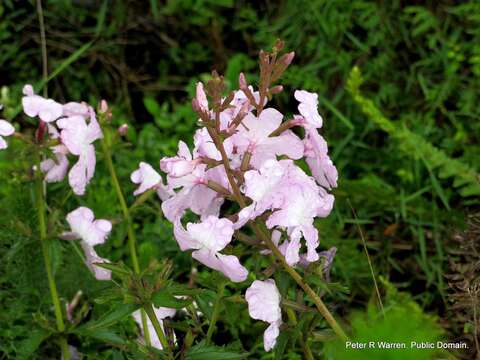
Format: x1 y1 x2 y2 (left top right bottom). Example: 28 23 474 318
99 129 151 345
34 160 71 360
206 281 225 343
100 133 139 272
286 308 314 360
143 303 174 359
252 221 348 341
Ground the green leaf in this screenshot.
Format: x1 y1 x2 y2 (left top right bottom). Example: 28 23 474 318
152 289 193 309
82 329 127 345
16 328 52 360
274 329 290 360
185 341 249 360
76 303 139 332
95 262 133 276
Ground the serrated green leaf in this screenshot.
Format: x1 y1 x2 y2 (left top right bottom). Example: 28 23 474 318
185 341 249 360
16 328 52 360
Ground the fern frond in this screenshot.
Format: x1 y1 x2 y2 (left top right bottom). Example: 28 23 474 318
347 67 480 197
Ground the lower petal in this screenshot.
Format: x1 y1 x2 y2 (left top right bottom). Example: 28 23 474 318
264 321 281 351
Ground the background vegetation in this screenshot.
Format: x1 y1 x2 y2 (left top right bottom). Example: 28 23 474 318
1 0 479 359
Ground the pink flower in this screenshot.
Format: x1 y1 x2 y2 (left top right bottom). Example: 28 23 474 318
242 159 334 265
64 207 112 280
133 307 176 349
62 102 90 118
294 90 322 128
0 118 15 150
22 85 63 123
193 127 233 161
304 129 338 189
131 162 163 196
160 141 201 178
231 108 303 168
245 279 282 351
162 164 227 222
173 216 248 282
57 107 103 195
239 159 286 221
40 145 69 182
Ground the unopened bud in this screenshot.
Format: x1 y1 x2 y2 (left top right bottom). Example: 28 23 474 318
269 85 283 95
35 121 46 143
118 123 128 136
239 73 248 89
274 39 285 52
282 52 295 66
192 98 201 112
99 99 108 114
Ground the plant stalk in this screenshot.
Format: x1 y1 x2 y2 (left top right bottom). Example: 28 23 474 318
143 303 174 359
206 281 225 343
99 130 151 345
286 308 314 360
252 221 348 341
34 159 71 360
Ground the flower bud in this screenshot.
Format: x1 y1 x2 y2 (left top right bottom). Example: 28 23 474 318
269 85 283 95
192 98 201 112
274 39 285 52
282 52 295 66
239 72 248 90
35 120 46 143
99 99 108 114
118 123 128 136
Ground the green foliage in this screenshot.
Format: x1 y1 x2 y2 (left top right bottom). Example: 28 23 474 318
185 341 249 360
1 0 480 358
347 66 480 198
325 278 445 359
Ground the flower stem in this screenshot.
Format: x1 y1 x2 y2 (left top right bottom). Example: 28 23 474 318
286 308 314 360
143 303 174 359
34 160 71 360
99 130 151 345
252 220 348 341
206 281 225 343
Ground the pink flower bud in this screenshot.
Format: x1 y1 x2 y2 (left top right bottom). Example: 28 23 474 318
99 99 108 114
282 52 295 66
118 123 128 136
239 72 248 89
269 85 283 95
192 98 201 112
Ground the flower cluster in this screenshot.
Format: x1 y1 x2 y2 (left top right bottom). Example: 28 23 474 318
131 55 338 349
22 85 103 195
